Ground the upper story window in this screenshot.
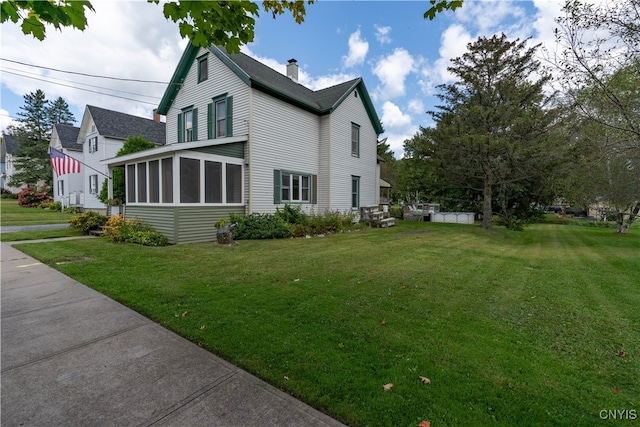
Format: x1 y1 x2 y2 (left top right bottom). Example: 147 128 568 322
88 136 98 153
178 107 198 143
208 95 233 139
198 55 208 83
351 123 360 157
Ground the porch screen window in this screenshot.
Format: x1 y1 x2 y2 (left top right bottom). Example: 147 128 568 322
149 160 159 203
226 163 242 203
204 161 222 203
161 158 173 203
180 157 200 203
351 176 360 209
137 162 147 203
127 165 136 203
351 123 360 157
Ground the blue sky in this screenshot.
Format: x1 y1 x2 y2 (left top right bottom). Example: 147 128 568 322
0 1 565 157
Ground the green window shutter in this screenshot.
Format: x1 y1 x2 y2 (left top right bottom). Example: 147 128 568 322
192 108 198 141
207 103 213 139
312 174 317 204
273 169 281 204
226 96 233 137
177 113 183 143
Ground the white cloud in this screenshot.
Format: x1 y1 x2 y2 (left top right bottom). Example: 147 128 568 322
372 48 416 100
381 101 411 130
343 29 369 68
0 109 17 134
383 128 420 159
407 99 424 115
374 25 392 44
0 0 185 122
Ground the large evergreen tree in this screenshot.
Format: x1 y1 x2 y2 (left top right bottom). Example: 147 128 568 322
427 34 560 229
7 90 76 188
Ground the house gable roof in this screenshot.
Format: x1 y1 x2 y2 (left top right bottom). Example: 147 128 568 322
158 44 383 134
85 105 166 145
52 124 81 151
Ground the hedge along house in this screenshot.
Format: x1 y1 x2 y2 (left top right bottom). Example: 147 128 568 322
103 43 384 244
76 105 166 214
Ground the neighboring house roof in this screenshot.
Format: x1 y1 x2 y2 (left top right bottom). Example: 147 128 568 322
86 105 166 145
1 133 20 160
53 124 82 151
158 44 384 134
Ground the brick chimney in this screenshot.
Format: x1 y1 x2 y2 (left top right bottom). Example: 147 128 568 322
153 108 160 123
286 58 298 82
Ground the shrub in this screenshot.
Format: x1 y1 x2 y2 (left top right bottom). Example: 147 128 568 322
69 211 108 234
39 201 62 211
17 185 53 207
231 205 357 239
230 212 291 240
103 215 169 246
63 206 79 214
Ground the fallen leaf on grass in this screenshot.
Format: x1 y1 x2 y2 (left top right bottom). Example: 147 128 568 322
612 387 620 393
380 320 386 326
181 311 189 317
383 383 393 392
200 325 206 330
418 421 431 427
338 343 345 349
617 349 626 357
419 376 431 384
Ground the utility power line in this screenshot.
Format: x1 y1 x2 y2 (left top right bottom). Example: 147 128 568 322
1 57 171 84
1 66 162 101
2 70 160 106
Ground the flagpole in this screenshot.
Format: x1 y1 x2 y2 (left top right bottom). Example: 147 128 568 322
50 147 110 179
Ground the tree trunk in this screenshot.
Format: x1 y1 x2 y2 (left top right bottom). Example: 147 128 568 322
620 201 640 234
482 178 493 229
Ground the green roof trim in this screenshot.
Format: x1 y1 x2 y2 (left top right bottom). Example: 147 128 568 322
158 43 383 135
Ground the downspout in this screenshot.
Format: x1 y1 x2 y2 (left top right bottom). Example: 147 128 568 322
247 89 253 214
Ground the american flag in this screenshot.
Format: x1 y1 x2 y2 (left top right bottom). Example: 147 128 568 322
49 147 81 176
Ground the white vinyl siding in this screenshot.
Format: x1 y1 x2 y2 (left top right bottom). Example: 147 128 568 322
166 47 249 146
251 90 320 213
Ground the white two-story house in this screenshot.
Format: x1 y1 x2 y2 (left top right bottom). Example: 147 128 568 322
104 43 384 244
79 105 166 211
49 123 83 207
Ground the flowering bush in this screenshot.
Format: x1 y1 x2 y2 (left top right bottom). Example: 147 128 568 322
104 215 169 246
69 211 108 233
17 185 53 207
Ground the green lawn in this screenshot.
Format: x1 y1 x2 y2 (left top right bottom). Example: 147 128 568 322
0 198 82 241
0 198 76 226
14 222 639 426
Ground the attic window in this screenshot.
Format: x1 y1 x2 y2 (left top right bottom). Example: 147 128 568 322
198 55 208 83
354 90 358 98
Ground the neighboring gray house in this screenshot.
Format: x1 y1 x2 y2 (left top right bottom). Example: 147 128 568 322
49 123 83 207
1 133 24 193
78 105 165 211
104 43 384 244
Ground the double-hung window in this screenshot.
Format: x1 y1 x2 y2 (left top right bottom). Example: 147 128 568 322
57 180 64 196
197 55 208 83
89 136 98 153
351 123 360 157
208 94 233 139
351 176 360 209
273 170 316 204
177 107 197 143
89 174 98 194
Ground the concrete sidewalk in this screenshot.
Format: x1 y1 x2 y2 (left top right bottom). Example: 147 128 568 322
1 241 345 426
